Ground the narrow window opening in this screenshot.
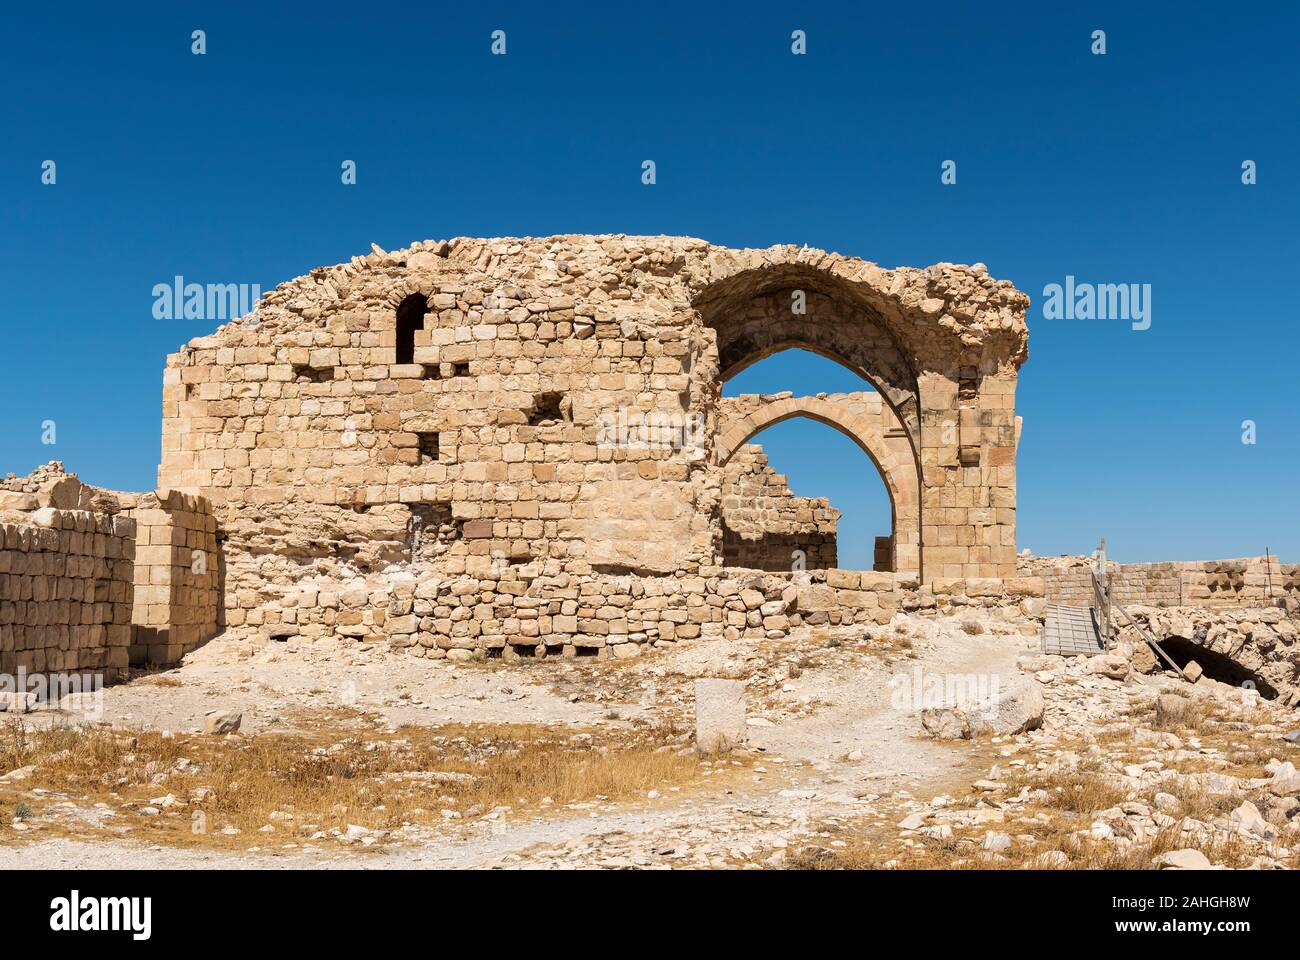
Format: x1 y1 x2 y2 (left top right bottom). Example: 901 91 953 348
293 364 334 383
417 432 440 464
395 293 430 365
422 361 472 380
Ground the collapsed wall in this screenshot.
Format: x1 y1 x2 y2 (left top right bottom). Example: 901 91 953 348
1025 553 1300 704
156 235 1030 646
721 445 838 571
1119 606 1300 706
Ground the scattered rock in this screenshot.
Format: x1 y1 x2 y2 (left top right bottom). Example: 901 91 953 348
1087 655 1130 680
203 710 243 735
1131 642 1158 674
1156 849 1212 870
0 692 37 714
981 831 1012 852
920 707 969 740
694 679 746 755
922 679 1045 740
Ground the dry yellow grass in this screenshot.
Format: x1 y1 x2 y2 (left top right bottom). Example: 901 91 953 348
1029 769 1131 816
0 713 720 852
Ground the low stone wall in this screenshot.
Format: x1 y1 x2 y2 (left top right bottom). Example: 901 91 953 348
0 463 224 676
248 563 1045 658
0 508 135 679
1021 555 1299 609
1025 556 1181 607
1180 558 1300 606
120 490 221 666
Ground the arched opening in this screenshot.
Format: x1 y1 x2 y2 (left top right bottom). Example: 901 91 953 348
717 349 918 574
395 293 429 365
692 265 922 446
693 265 926 577
1151 636 1278 700
723 417 893 571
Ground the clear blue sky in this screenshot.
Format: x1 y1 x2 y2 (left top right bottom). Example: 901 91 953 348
2 2 1296 567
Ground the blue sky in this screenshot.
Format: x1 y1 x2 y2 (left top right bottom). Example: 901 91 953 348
2 2 1297 567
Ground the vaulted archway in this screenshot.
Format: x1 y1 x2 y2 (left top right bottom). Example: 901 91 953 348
692 265 922 449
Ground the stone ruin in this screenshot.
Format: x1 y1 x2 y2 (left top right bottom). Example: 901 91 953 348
0 235 1043 670
2 234 1295 684
0 463 219 678
149 234 1032 655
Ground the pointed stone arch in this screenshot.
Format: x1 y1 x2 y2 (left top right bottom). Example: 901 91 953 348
716 393 920 577
694 268 922 452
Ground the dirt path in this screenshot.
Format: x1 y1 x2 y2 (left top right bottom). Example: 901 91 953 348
0 618 1034 869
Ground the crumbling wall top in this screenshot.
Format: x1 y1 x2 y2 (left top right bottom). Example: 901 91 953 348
172 235 1029 372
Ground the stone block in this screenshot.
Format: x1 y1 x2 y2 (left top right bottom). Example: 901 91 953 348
694 678 746 755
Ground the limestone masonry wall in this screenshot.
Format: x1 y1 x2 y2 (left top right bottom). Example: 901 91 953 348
0 463 222 679
1022 555 1300 609
0 513 134 678
0 469 136 680
256 563 1046 659
721 445 838 571
120 489 221 666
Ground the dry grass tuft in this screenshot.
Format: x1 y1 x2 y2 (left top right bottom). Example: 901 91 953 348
1033 770 1131 815
0 713 718 852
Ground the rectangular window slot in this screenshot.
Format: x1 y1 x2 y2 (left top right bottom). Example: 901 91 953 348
528 391 565 426
293 365 334 383
417 433 440 464
423 361 472 379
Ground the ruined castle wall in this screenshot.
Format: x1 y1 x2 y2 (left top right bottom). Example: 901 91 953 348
156 236 1029 634
258 563 1044 656
119 490 221 666
721 445 838 571
0 464 226 675
1023 555 1300 609
0 510 134 679
717 390 917 573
